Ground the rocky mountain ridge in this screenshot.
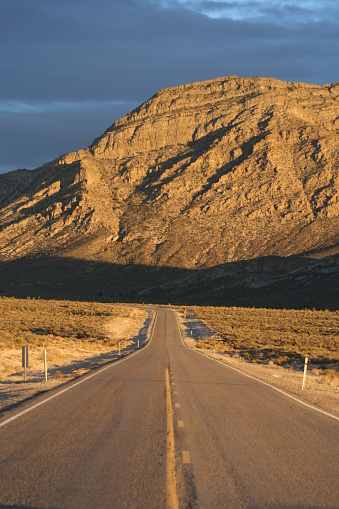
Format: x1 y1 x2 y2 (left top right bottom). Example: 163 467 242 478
0 75 338 307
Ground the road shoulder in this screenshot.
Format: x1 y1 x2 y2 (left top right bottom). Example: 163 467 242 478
0 307 155 416
175 309 339 419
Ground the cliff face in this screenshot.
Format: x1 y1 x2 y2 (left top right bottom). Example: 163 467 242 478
0 75 338 306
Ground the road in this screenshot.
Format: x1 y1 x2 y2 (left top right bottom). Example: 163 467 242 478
0 307 338 508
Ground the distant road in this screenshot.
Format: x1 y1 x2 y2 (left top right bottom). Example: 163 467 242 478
1 307 338 508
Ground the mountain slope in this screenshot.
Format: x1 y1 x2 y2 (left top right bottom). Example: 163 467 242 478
0 75 338 306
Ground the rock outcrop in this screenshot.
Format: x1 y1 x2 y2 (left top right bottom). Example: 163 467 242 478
0 75 338 307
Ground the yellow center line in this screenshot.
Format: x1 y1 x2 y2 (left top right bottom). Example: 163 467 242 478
165 368 179 509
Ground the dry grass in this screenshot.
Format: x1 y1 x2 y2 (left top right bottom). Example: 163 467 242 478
0 297 146 379
192 306 339 378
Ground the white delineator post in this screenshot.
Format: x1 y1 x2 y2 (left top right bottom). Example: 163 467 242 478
43 348 48 382
302 355 308 390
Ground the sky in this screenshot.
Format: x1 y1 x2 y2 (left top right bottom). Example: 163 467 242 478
0 0 338 174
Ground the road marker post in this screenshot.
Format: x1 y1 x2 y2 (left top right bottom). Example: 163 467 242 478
22 346 28 382
119 342 121 355
43 348 48 382
137 340 139 348
302 355 308 390
174 309 339 422
0 311 159 429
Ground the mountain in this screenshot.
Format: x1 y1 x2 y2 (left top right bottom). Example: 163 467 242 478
0 75 338 308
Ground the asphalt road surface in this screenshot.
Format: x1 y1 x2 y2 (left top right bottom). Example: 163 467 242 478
0 307 338 508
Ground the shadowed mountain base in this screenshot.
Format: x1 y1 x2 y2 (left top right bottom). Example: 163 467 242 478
0 255 338 310
1 76 339 311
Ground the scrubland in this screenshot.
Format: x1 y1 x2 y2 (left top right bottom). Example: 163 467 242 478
192 306 339 386
0 297 146 380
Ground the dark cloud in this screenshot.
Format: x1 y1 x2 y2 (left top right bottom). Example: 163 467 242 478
0 0 338 173
0 101 138 173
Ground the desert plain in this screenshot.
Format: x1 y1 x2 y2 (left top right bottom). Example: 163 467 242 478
1 297 338 419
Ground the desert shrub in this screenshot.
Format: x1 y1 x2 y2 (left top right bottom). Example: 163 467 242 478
0 296 146 378
192 305 339 368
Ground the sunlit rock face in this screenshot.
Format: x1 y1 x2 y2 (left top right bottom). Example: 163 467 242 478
1 75 338 271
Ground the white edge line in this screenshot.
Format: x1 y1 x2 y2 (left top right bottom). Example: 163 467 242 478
174 311 339 422
0 310 158 429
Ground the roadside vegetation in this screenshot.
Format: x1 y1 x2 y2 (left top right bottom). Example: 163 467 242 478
0 297 146 380
192 306 339 384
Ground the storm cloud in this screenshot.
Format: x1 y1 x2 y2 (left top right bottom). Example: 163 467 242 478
1 0 338 173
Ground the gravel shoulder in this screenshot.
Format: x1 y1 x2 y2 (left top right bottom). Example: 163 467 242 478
176 310 339 419
0 308 155 415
